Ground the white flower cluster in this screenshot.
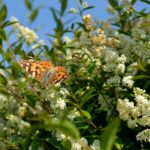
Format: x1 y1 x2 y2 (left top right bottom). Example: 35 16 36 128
0 94 7 109
117 87 150 128
117 87 150 141
11 17 38 44
31 40 45 49
45 86 78 118
7 114 30 131
82 1 88 9
55 131 100 150
118 30 150 62
136 129 150 143
70 8 77 14
122 75 134 88
103 50 127 75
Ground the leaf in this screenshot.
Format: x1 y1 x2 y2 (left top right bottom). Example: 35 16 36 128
79 0 84 4
131 0 137 5
88 61 96 74
134 75 150 80
1 20 17 28
50 7 58 23
108 0 119 10
29 8 39 23
80 88 96 107
60 0 68 16
47 34 56 38
14 43 23 54
77 22 88 32
44 118 80 139
0 29 7 41
0 4 7 22
81 109 91 119
101 118 120 150
83 6 95 11
30 137 44 150
0 73 7 85
24 0 32 10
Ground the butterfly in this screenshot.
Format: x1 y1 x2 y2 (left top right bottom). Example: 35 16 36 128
18 60 68 84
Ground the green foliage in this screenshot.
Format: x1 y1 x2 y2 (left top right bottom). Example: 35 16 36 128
0 0 150 149
101 118 120 150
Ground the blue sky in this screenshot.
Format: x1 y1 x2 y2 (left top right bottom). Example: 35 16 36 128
3 0 149 44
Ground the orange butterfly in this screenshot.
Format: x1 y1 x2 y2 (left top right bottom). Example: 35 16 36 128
18 60 68 84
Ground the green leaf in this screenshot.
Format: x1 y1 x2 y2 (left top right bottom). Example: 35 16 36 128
47 34 56 38
14 43 23 54
60 0 68 16
77 22 88 32
0 73 7 85
83 6 95 11
0 4 7 22
101 118 120 150
50 7 58 22
81 109 91 119
44 118 80 139
1 20 17 28
131 0 137 5
80 88 96 107
0 29 7 41
29 8 39 23
30 137 44 150
24 0 32 10
108 0 119 10
79 0 84 4
134 75 150 80
88 61 96 74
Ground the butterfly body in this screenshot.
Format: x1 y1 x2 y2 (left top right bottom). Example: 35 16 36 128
18 60 68 84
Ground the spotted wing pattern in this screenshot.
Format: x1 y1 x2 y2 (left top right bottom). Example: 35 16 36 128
18 60 68 84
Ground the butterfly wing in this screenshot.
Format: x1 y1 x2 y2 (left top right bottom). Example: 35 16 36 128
18 60 68 84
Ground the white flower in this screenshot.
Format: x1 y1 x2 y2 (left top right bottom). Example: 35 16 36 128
70 8 77 14
35 101 43 113
55 131 66 141
11 17 38 44
135 95 147 103
117 99 134 121
18 106 26 117
55 98 66 110
60 88 69 97
32 40 45 49
78 138 88 147
136 129 150 142
64 36 71 44
131 107 141 118
90 140 100 150
71 143 82 150
127 119 138 128
104 50 118 63
106 76 121 86
139 116 150 126
67 108 80 120
11 16 19 28
7 114 19 123
18 120 30 130
122 76 134 88
116 64 125 74
0 94 7 109
0 69 5 76
82 1 88 9
117 54 126 63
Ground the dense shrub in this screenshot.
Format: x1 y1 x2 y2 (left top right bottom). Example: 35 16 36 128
0 0 150 149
